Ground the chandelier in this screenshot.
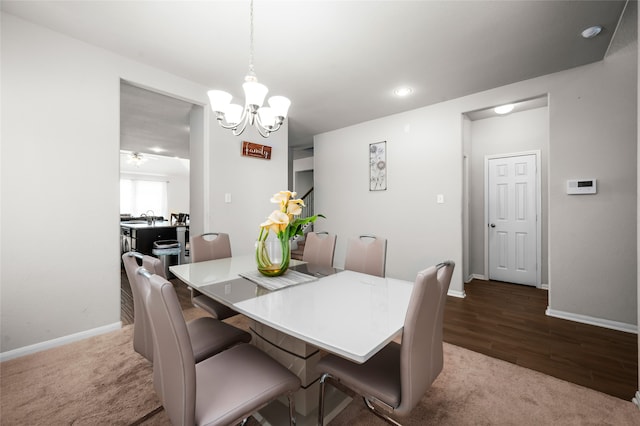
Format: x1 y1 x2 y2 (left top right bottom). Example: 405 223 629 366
207 0 290 138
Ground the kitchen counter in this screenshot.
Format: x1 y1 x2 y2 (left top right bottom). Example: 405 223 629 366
120 220 188 230
121 221 189 256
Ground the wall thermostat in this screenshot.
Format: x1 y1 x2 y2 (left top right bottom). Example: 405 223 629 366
566 178 597 195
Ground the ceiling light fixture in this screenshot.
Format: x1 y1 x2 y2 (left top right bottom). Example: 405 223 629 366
393 86 413 97
207 0 290 138
127 152 148 167
581 25 602 39
494 104 515 115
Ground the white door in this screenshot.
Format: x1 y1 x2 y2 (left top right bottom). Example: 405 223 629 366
487 154 538 286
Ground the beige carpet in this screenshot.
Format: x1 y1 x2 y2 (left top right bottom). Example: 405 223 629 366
1 310 639 425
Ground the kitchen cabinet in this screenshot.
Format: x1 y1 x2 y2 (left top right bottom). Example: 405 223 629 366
121 222 180 256
132 227 177 255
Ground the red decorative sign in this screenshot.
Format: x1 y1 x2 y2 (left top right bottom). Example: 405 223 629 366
242 141 272 160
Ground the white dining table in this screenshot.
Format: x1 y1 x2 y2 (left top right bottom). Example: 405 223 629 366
170 255 414 425
170 255 414 363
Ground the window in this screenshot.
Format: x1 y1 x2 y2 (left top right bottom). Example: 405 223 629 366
120 179 168 219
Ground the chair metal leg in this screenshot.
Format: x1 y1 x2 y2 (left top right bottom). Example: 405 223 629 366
317 373 331 426
363 397 402 426
288 393 297 426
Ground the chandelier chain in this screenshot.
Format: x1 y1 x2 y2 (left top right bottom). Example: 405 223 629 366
249 0 255 75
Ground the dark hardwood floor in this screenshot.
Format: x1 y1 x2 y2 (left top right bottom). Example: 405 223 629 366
444 279 638 401
121 271 638 401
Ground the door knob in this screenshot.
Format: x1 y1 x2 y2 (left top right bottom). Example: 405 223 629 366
490 223 496 228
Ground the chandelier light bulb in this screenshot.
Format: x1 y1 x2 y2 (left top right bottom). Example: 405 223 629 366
258 107 276 129
268 96 291 118
225 104 244 125
243 79 268 107
207 90 232 113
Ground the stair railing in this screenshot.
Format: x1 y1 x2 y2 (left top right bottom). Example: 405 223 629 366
293 187 314 241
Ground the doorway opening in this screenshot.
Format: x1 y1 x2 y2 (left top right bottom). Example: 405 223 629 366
462 95 549 290
119 81 199 324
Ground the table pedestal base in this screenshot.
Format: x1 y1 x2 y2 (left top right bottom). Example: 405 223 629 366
249 320 351 423
254 386 351 426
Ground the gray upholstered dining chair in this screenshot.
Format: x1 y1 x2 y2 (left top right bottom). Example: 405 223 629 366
144 272 301 426
188 232 238 320
316 261 455 426
122 252 250 363
343 235 387 277
302 231 337 267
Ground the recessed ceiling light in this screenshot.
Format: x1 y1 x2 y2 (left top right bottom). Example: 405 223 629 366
393 86 413 97
149 147 166 153
494 104 515 115
581 25 602 39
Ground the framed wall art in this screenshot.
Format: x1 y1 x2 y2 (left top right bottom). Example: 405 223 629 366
369 141 387 191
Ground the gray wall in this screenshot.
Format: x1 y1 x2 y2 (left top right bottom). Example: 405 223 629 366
207 122 289 256
468 107 549 284
315 36 637 327
0 12 286 356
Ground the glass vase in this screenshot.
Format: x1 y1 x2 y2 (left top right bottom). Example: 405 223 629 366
256 238 291 277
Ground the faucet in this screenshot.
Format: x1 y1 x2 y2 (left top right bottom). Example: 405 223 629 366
145 210 155 226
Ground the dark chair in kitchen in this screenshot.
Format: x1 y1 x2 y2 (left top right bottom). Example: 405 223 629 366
316 261 455 426
302 231 337 267
144 271 301 426
188 232 238 320
344 234 387 277
122 252 250 363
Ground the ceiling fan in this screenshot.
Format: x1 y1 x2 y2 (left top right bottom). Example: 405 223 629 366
122 151 157 167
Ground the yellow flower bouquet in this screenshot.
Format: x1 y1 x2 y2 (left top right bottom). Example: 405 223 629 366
256 190 323 276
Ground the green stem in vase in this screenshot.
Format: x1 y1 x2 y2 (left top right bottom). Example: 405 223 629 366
279 237 291 272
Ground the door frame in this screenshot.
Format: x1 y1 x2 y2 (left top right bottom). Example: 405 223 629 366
484 150 542 287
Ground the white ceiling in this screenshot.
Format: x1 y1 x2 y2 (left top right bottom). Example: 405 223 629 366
120 82 193 159
2 0 629 158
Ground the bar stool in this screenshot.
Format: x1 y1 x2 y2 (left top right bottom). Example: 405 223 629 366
152 239 181 279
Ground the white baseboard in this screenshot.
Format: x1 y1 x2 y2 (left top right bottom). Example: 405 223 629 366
465 274 486 283
632 391 640 409
448 289 466 298
0 321 122 362
539 283 549 290
545 308 637 334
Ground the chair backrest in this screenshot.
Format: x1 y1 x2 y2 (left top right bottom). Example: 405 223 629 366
343 235 387 277
190 233 232 262
397 261 454 415
302 232 337 267
121 252 163 361
143 270 197 426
